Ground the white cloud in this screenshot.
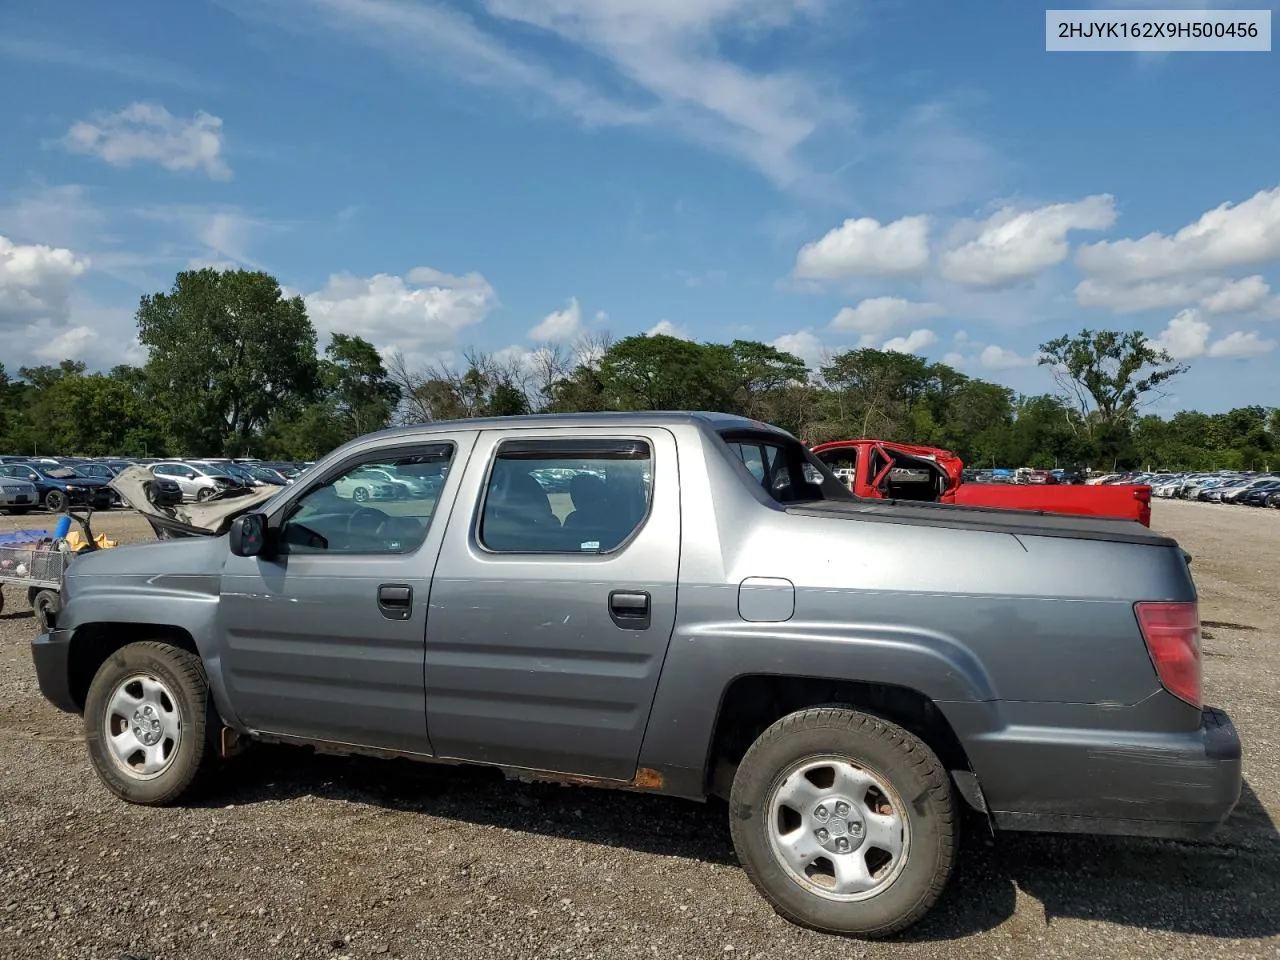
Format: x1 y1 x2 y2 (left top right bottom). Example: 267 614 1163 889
529 296 583 341
793 215 931 280
132 204 278 271
770 330 827 368
1201 275 1270 315
1207 330 1275 359
1154 309 1211 360
942 351 968 368
0 234 90 333
978 344 1038 370
1152 307 1275 360
828 297 943 339
882 328 937 354
1074 276 1224 314
305 267 497 358
646 319 691 340
0 184 105 250
1076 185 1280 283
62 102 231 179
940 195 1115 287
251 0 842 191
32 325 99 361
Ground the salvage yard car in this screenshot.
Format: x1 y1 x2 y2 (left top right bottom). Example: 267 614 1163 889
812 438 1153 525
30 413 1242 938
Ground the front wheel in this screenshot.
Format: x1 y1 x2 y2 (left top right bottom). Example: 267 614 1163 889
83 641 218 805
44 489 67 513
729 707 957 938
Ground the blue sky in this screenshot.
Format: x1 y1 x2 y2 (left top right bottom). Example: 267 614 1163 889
1 0 1278 414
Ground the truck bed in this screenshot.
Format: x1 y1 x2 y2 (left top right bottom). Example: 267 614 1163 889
787 496 1174 546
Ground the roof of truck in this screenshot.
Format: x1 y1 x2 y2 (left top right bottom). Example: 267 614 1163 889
361 411 793 443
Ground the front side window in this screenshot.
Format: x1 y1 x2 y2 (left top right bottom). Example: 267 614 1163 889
479 438 652 554
278 445 455 555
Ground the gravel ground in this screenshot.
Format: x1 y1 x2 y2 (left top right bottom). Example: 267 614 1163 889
1 501 1277 960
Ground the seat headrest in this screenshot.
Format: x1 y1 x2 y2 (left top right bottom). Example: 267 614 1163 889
569 472 608 511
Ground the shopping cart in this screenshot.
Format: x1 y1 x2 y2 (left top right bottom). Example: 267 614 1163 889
0 507 101 626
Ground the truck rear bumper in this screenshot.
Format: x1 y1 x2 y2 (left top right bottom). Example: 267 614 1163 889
31 627 79 714
967 706 1243 840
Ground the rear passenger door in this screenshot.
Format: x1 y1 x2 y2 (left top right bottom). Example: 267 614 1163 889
425 427 680 782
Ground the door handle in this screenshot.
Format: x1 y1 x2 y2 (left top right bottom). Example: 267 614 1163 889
608 590 651 630
377 583 413 620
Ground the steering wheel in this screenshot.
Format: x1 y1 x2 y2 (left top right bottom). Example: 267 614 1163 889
346 506 389 543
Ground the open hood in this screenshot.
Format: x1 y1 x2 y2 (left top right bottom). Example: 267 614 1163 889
109 465 280 538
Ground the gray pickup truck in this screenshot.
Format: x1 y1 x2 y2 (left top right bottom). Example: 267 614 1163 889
31 412 1242 937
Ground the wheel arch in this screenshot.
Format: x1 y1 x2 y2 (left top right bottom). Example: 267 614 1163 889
67 622 203 713
703 674 977 806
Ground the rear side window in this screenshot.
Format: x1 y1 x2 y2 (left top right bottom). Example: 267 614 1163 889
479 438 652 554
721 431 852 504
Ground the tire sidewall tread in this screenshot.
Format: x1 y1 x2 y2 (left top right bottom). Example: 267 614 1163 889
729 706 957 938
83 641 217 806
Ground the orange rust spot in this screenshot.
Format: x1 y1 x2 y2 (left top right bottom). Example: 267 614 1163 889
632 767 664 789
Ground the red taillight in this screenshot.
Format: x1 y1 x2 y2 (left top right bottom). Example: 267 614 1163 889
1134 602 1202 708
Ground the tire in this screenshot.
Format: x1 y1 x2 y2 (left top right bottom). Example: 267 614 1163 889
352 486 370 503
83 641 218 806
195 487 215 503
31 589 61 629
729 707 956 938
44 489 67 513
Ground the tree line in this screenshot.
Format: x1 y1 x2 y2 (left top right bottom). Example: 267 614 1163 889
1 268 1277 471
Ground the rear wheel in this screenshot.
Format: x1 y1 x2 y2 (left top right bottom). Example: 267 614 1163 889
352 486 370 503
83 641 218 805
729 707 956 938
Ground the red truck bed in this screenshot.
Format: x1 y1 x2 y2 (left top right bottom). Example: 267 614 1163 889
810 439 1152 526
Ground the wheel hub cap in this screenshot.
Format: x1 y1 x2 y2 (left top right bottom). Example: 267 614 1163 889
765 756 910 902
105 673 182 780
131 705 163 746
812 799 866 854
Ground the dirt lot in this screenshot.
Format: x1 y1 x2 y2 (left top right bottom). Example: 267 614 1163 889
1 501 1277 960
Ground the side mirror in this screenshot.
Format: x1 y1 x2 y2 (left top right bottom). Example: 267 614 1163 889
229 514 267 557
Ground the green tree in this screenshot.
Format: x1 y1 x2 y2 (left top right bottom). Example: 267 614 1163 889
39 371 166 456
323 334 401 437
1038 329 1187 432
818 349 938 438
596 334 730 410
138 268 321 455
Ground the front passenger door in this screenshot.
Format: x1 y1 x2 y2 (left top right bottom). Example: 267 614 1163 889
216 435 473 755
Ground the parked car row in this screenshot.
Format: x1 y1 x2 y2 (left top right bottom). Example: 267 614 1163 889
0 454 315 514
1147 471 1280 507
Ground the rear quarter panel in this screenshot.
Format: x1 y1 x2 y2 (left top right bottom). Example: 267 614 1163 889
640 432 1193 798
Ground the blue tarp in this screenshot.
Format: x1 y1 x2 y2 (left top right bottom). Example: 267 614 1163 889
0 530 49 546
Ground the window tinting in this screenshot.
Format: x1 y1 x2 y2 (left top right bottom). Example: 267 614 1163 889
278 445 454 555
721 431 852 504
479 439 652 553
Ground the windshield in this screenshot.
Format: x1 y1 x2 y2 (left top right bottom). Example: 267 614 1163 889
41 467 79 479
